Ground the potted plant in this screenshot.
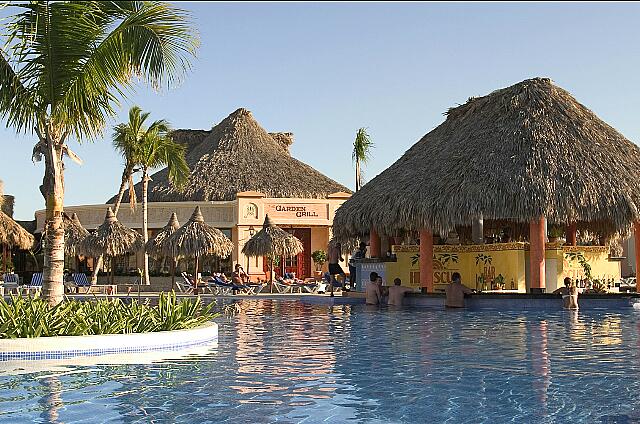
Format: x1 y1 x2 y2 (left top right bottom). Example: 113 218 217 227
311 250 327 277
548 225 565 243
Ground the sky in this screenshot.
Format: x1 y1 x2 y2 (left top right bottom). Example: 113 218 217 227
3 2 640 220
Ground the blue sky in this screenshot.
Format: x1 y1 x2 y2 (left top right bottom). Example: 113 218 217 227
3 2 640 220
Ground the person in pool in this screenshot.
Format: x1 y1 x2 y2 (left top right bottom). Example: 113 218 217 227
365 272 382 305
445 272 474 308
553 277 579 310
387 277 413 307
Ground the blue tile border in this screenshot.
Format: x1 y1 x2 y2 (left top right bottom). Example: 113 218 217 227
0 323 218 361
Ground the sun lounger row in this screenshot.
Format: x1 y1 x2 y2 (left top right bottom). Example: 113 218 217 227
0 273 117 296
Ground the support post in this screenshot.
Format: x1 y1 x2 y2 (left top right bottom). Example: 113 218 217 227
472 214 484 244
370 227 381 258
529 217 546 293
566 223 577 246
635 222 640 293
419 229 434 293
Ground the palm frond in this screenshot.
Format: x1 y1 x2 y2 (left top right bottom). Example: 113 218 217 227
352 127 373 164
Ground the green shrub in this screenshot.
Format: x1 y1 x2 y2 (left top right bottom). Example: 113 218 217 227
0 292 217 339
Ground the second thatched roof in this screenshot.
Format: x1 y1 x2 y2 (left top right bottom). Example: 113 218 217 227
108 108 350 203
242 214 304 258
162 206 233 258
79 208 143 257
334 77 640 239
145 212 180 259
63 213 89 255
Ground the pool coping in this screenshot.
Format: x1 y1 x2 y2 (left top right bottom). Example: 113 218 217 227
0 322 218 361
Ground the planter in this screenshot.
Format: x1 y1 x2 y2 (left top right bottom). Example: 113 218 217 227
0 322 218 362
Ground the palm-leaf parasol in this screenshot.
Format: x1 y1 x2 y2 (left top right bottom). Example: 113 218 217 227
63 212 89 255
242 214 303 290
145 212 180 289
163 206 233 294
79 207 143 285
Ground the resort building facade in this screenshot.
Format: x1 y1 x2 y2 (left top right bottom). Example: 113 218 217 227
34 108 351 281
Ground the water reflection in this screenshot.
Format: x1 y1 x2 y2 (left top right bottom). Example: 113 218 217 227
3 302 640 423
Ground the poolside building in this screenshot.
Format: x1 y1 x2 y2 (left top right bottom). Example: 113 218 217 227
34 108 351 282
334 77 640 293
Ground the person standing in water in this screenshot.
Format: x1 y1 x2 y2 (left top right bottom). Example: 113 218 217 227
387 278 413 307
553 277 579 310
365 272 382 305
444 272 473 308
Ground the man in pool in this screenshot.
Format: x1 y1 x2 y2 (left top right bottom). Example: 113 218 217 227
445 272 474 308
387 277 413 307
553 277 579 310
365 272 382 305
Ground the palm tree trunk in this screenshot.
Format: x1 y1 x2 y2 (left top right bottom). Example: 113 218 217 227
113 167 133 216
142 168 150 285
41 138 65 306
355 160 361 192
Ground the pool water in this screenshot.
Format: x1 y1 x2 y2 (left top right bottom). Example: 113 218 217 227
1 299 640 423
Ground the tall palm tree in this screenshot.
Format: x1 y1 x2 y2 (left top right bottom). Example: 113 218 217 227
352 128 374 191
112 106 150 216
0 2 198 305
130 110 189 285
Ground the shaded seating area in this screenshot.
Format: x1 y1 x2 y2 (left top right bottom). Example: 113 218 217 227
333 78 640 294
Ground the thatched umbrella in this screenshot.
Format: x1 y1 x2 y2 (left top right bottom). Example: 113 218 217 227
145 212 180 290
79 208 143 285
108 108 350 203
333 77 640 239
0 210 35 275
63 213 89 255
242 214 303 291
162 206 233 294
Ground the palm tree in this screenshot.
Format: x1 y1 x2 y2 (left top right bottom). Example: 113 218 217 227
129 110 189 285
112 106 149 216
0 2 198 305
352 128 374 191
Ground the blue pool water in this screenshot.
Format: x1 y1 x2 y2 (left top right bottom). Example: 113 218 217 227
1 299 640 423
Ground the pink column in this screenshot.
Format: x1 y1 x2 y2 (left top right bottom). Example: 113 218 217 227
370 227 381 258
420 229 434 293
529 217 546 293
566 223 577 246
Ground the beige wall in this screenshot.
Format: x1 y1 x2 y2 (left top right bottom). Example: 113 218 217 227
35 201 236 232
39 191 351 279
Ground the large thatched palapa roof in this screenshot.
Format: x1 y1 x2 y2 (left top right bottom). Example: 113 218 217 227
333 77 640 239
109 108 350 203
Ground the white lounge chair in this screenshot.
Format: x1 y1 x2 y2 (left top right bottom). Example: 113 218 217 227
177 272 195 294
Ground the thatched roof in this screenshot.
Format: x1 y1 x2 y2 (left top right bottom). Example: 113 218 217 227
334 77 640 239
162 206 233 258
145 212 180 259
108 108 350 203
242 214 304 258
63 212 89 255
0 211 34 250
79 208 143 257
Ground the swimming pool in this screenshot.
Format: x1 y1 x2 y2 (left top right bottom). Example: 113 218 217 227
1 299 639 423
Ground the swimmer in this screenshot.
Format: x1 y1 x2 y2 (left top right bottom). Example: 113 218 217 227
387 277 412 307
553 277 579 310
365 272 382 305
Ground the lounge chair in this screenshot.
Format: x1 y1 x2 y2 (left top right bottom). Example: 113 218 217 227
21 272 43 295
177 272 195 294
2 273 19 295
69 272 92 293
273 278 294 294
245 281 266 295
